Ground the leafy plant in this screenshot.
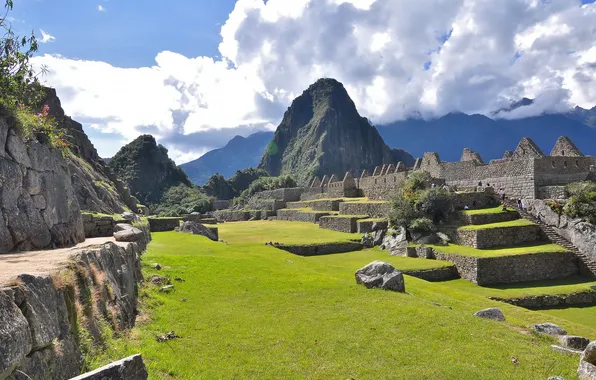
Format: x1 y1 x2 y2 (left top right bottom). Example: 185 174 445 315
563 181 596 223
151 184 213 217
408 218 436 234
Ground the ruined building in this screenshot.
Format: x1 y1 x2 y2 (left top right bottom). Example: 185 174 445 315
305 136 596 201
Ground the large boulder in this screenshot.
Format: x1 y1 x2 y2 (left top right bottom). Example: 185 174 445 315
473 308 505 321
559 336 590 351
114 226 144 242
179 221 217 241
531 323 567 336
380 227 408 256
70 354 148 380
355 261 405 292
578 341 596 380
0 291 32 379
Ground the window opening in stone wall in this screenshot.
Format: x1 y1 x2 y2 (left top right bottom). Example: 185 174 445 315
576 160 580 168
551 161 555 168
562 150 565 156
564 161 567 168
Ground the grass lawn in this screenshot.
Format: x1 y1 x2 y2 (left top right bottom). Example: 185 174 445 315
459 219 536 230
427 242 569 257
463 206 516 215
541 305 596 327
86 221 596 379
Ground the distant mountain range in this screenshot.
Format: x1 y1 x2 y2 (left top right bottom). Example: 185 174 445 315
180 131 273 185
180 92 596 185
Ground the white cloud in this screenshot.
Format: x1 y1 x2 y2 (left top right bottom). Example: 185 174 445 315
39 29 55 43
32 0 596 163
97 5 106 12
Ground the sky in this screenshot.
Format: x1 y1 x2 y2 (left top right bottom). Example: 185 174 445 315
8 0 596 163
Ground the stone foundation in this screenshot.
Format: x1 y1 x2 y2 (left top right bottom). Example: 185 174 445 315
357 219 389 234
432 250 579 285
489 290 596 309
276 209 330 223
0 233 150 380
214 210 251 222
338 202 391 218
83 213 117 238
275 242 363 256
461 211 520 225
319 216 367 233
454 224 543 248
148 218 182 232
402 266 459 282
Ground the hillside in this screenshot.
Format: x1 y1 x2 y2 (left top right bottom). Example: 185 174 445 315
259 78 414 185
41 88 139 213
108 135 192 205
181 131 273 185
377 112 596 162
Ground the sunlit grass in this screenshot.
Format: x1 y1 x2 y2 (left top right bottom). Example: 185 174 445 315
459 219 536 230
427 243 569 258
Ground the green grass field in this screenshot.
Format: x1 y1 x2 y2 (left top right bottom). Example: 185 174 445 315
463 206 516 215
87 221 595 379
427 242 570 257
459 219 536 230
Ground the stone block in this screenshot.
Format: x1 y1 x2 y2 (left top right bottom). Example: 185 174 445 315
0 291 32 379
70 354 148 380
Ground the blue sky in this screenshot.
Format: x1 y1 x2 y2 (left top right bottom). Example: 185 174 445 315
11 0 596 163
12 0 237 67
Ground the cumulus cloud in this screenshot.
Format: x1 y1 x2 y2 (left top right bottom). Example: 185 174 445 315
97 5 105 12
32 0 596 163
39 29 56 43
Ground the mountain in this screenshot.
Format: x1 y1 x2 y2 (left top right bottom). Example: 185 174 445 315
180 131 273 185
108 135 191 205
565 105 596 128
377 112 596 162
258 78 414 185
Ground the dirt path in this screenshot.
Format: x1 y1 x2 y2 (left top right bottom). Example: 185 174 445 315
0 237 126 285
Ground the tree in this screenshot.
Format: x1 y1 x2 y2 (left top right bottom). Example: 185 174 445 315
203 173 235 200
1 0 44 106
228 168 270 197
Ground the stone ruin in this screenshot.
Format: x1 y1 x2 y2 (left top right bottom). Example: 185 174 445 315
304 136 596 201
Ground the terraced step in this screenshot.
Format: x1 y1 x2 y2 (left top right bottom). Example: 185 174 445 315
339 201 391 218
276 209 332 223
415 243 578 285
461 206 520 225
504 200 596 276
287 199 344 211
319 215 369 233
357 218 389 233
455 219 543 249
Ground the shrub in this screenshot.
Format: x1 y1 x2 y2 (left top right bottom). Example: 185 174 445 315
228 168 270 196
408 218 436 234
389 191 418 227
203 173 235 200
416 188 453 224
402 171 432 199
152 184 213 216
563 181 596 224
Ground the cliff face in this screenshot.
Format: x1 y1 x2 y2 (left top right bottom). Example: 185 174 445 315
108 135 192 205
41 88 139 213
258 78 413 185
0 106 85 253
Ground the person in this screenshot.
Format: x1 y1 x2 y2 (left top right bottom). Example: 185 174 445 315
499 188 506 210
517 199 522 209
478 181 483 187
431 183 436 188
464 205 470 210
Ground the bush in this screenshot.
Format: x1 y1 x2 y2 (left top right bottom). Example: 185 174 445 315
416 188 453 224
408 218 436 234
228 168 270 196
203 173 235 200
151 184 213 216
563 181 596 224
402 171 432 198
389 191 418 227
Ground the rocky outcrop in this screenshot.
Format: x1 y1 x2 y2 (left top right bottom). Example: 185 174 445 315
578 341 596 380
179 221 218 241
0 107 85 253
0 235 150 379
71 354 148 380
258 78 413 185
41 88 139 214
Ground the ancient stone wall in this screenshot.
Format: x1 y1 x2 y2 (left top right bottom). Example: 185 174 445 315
357 219 388 233
0 113 85 253
318 216 366 233
274 242 362 256
214 210 251 222
432 250 579 285
401 267 459 282
276 209 329 223
339 202 392 218
358 171 409 200
246 198 286 211
461 210 519 225
82 214 116 238
489 290 596 309
148 218 181 232
534 156 595 187
0 235 150 380
252 188 305 203
454 224 543 248
452 190 499 210
536 186 568 200
213 200 230 210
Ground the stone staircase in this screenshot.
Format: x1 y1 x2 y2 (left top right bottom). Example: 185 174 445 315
505 200 596 276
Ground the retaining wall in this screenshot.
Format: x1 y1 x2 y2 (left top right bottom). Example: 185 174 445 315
276 209 330 223
148 218 182 232
275 242 362 256
357 220 388 234
454 224 543 248
461 211 520 225
319 216 366 233
402 266 459 282
83 214 116 238
433 250 579 285
339 202 391 218
489 290 596 309
0 233 150 380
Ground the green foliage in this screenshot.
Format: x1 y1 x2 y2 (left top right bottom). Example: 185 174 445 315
563 181 596 224
0 0 44 107
234 175 297 205
545 199 564 216
390 174 453 227
203 173 235 200
408 218 436 234
151 184 213 217
228 168 270 195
